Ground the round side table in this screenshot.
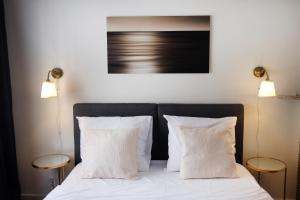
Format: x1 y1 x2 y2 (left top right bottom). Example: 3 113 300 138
246 157 287 200
32 154 70 185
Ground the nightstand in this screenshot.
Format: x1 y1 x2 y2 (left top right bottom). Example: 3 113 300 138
32 154 70 185
246 157 287 200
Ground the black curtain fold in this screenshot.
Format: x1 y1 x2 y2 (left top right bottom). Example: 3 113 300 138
0 0 21 199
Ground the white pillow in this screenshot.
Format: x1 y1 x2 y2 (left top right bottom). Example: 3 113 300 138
77 116 153 171
81 128 138 179
164 115 237 172
179 125 238 179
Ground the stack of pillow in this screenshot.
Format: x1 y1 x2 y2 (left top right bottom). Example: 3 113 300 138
77 115 238 179
77 116 153 179
164 115 238 179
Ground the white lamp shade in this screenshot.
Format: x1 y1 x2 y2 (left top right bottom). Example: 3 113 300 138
41 81 57 98
258 80 276 97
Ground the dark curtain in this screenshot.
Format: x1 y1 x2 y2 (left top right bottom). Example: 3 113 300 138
0 0 21 199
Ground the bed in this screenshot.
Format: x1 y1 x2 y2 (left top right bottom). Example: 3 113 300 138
44 103 273 200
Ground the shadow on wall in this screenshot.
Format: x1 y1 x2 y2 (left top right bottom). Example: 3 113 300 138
4 0 54 197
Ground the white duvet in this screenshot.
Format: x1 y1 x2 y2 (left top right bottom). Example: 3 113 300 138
45 161 273 200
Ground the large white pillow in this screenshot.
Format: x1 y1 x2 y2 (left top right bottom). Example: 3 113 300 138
164 115 237 172
81 128 138 179
179 125 238 179
77 116 152 171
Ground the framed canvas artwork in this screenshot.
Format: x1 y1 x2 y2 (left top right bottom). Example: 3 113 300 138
107 16 210 73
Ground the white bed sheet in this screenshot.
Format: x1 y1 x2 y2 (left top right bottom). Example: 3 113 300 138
45 161 273 200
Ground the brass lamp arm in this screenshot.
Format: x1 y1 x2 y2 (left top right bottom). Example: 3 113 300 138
265 71 270 81
46 70 52 82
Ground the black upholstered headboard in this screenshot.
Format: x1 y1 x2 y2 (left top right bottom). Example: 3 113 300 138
73 103 244 165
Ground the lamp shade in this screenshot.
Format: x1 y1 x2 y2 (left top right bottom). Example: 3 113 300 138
258 80 276 97
41 81 57 98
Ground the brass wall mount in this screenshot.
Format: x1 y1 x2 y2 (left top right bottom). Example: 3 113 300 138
253 66 269 80
51 68 64 79
45 67 64 82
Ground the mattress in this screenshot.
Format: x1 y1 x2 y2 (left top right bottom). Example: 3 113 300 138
44 161 273 200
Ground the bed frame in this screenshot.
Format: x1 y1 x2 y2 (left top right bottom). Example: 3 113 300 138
73 103 244 165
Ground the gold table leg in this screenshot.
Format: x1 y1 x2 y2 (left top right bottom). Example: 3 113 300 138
283 168 287 200
58 167 65 185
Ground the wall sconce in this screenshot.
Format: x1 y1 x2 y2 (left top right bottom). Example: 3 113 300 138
253 66 276 158
41 67 64 154
253 66 276 97
41 68 63 98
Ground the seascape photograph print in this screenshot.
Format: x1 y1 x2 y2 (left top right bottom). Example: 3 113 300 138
107 16 210 73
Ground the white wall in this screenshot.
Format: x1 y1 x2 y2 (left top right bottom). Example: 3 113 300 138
4 0 300 199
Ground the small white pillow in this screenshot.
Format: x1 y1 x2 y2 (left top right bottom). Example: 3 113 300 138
81 128 138 179
179 125 238 179
77 116 152 171
164 115 237 171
